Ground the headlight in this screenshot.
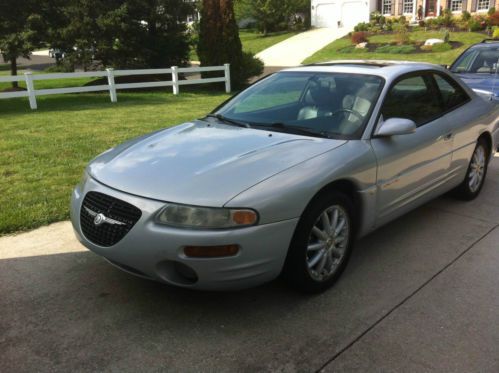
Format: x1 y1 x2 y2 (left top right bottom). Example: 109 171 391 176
156 203 258 229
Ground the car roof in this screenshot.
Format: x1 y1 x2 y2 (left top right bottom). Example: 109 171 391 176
466 39 499 49
281 60 446 79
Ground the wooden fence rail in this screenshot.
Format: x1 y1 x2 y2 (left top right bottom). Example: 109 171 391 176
0 64 231 110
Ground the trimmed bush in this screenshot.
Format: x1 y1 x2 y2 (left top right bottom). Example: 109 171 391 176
493 27 499 39
351 31 368 44
240 51 264 82
394 24 410 45
431 42 452 52
442 29 450 43
490 11 499 26
354 22 370 32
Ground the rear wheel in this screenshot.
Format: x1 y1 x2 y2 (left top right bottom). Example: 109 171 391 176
454 138 489 200
283 191 355 293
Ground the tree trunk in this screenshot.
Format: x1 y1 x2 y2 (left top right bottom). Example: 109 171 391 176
10 58 18 89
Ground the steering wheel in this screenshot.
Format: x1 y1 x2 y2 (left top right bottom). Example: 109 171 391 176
330 108 363 121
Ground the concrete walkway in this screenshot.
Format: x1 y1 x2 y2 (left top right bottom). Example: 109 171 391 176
1 155 498 372
256 27 346 67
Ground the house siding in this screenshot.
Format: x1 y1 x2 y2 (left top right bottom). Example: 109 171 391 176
376 0 497 16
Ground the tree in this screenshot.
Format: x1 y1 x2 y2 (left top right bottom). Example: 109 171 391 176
235 0 310 35
0 0 46 88
197 0 245 87
50 0 193 70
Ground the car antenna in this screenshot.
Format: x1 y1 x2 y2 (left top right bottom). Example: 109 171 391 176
490 57 499 101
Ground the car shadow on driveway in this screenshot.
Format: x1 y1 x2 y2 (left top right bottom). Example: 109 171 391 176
2 157 499 371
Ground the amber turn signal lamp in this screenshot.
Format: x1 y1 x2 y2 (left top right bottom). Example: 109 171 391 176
184 244 239 258
232 210 258 225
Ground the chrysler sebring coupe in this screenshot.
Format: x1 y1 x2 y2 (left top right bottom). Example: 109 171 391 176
71 61 499 292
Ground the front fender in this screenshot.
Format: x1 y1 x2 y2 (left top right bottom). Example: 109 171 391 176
224 140 378 236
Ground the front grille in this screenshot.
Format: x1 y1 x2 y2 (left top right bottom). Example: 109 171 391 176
80 191 142 247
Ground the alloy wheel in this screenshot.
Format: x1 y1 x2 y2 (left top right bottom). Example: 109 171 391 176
469 144 486 193
306 205 350 282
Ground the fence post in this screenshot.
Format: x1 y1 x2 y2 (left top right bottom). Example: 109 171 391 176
24 72 37 110
224 63 231 93
106 68 117 103
171 66 179 95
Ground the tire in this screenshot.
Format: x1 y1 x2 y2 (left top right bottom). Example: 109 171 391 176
283 191 356 293
453 138 490 201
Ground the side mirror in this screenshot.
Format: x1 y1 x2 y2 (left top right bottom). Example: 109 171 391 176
375 118 417 137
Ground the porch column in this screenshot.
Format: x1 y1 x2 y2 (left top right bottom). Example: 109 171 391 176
413 0 417 21
436 0 441 15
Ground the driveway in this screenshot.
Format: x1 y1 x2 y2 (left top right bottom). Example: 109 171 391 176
1 155 498 372
2 55 54 71
256 27 347 67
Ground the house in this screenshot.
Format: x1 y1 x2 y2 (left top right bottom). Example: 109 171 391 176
311 0 499 29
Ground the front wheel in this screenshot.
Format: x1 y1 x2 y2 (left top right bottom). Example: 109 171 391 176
283 191 355 293
453 138 489 201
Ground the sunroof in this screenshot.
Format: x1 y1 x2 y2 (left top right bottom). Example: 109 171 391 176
305 61 390 68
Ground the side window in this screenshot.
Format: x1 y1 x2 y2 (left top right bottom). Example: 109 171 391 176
433 73 469 111
381 74 443 126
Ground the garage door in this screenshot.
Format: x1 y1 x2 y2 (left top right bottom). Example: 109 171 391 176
341 1 368 30
315 3 338 28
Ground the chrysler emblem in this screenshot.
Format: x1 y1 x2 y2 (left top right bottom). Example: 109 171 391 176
84 206 126 226
93 213 106 226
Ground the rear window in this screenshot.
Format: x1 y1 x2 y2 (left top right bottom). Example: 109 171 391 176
451 46 499 74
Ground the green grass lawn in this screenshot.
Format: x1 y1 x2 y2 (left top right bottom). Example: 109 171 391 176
303 31 486 65
190 29 298 61
0 91 230 235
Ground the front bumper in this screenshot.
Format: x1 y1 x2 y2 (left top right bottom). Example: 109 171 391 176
70 176 299 290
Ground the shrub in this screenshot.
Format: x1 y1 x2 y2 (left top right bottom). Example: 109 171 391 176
432 42 452 52
488 7 496 16
394 24 410 45
468 18 485 31
375 45 415 54
442 29 450 43
354 22 370 32
461 10 471 21
370 11 383 23
44 63 74 73
240 52 264 83
493 27 499 39
351 31 369 44
489 11 499 26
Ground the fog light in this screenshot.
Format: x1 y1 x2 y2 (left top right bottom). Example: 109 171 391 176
184 244 239 258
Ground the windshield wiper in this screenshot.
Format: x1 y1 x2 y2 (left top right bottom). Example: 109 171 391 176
253 122 331 139
205 114 251 128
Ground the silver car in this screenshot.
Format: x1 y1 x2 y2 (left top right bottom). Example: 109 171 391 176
71 61 499 292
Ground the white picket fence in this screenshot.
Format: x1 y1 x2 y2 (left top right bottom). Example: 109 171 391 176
0 64 231 110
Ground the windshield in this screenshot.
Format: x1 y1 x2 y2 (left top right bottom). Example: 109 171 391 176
451 46 499 74
215 72 384 139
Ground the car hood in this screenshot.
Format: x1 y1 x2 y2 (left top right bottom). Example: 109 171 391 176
88 120 346 206
456 73 499 99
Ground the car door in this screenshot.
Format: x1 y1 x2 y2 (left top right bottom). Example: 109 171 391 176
370 72 454 227
431 72 475 180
